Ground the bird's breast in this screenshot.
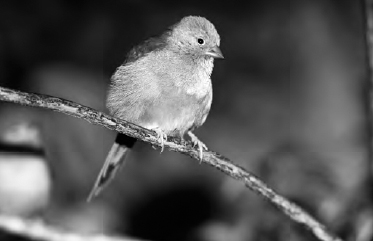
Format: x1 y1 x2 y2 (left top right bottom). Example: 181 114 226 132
185 58 214 97
128 52 214 136
147 51 213 98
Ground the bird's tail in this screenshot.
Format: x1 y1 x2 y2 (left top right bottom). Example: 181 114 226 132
87 134 136 201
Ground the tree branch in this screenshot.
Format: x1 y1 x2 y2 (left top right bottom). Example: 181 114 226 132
0 214 146 241
0 86 342 241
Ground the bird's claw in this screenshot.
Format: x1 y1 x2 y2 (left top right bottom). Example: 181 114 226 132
188 132 207 163
153 128 167 153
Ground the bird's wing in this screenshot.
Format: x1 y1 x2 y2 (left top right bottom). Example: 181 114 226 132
125 31 171 64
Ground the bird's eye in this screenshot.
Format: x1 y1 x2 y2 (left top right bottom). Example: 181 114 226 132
197 38 204 45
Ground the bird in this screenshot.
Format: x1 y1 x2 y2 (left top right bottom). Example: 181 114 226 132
87 16 223 201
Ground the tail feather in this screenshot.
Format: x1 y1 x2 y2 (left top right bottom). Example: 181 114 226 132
87 143 129 201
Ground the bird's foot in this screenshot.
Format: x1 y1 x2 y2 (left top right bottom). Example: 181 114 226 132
187 132 207 163
152 128 167 153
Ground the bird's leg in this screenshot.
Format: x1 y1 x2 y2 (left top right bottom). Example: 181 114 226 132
187 131 207 162
152 127 167 153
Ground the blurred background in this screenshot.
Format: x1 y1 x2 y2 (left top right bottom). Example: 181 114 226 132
0 0 371 241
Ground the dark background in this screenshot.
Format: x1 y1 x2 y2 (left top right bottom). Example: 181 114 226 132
0 1 370 241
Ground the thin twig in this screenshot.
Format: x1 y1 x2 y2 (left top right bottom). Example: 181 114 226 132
0 214 145 241
0 86 342 241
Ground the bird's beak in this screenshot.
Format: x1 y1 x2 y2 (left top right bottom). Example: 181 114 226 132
205 46 224 59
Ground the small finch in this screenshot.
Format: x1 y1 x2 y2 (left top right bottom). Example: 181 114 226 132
88 16 223 201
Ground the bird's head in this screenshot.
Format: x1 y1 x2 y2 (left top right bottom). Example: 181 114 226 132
168 16 223 60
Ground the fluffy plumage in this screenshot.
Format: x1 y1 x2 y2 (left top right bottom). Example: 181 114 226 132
88 16 223 200
108 16 221 135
